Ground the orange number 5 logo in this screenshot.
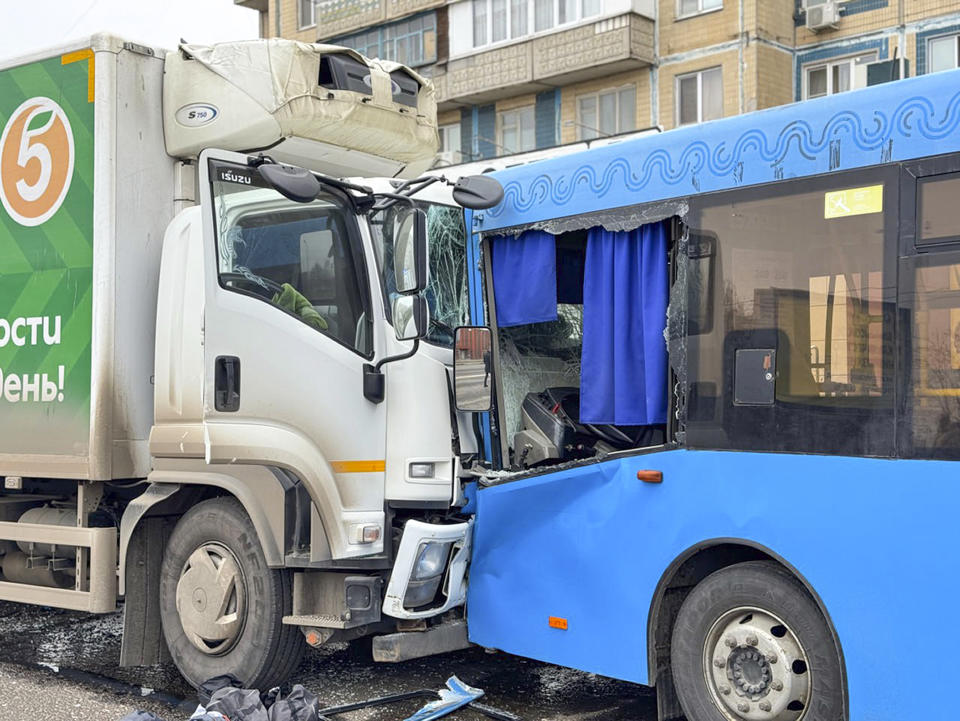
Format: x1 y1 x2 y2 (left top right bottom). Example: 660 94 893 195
0 97 75 227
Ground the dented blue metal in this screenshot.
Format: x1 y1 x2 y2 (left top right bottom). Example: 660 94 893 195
467 449 960 719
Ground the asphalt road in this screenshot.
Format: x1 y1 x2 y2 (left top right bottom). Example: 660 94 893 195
0 662 175 721
455 358 492 409
0 601 657 720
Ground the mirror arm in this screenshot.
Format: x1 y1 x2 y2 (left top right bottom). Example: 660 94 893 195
372 175 451 213
363 340 420 404
393 174 446 195
245 153 375 200
371 191 419 214
374 339 420 373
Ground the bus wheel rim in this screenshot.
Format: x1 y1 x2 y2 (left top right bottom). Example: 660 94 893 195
175 541 247 656
701 606 811 721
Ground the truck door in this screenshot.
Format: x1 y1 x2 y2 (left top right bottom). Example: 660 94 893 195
197 150 387 560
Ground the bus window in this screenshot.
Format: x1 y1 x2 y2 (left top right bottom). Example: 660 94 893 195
918 172 960 247
686 230 716 336
900 253 960 459
685 169 897 456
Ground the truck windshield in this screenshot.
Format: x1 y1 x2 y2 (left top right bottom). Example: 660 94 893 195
371 203 469 348
211 166 372 357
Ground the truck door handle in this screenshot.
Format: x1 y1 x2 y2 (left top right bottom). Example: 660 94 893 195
215 356 241 412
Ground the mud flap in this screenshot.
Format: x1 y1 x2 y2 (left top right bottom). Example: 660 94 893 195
120 516 172 666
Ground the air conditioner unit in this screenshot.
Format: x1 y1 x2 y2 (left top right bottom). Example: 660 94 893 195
806 1 840 32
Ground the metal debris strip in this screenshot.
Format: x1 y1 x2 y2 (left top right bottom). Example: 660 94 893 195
316 676 521 721
477 199 687 240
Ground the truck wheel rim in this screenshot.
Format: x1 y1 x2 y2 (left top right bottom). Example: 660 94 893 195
702 606 811 721
175 542 247 655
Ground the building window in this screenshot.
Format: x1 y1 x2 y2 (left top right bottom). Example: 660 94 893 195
474 0 602 48
499 106 536 154
334 13 437 67
676 67 723 126
928 34 960 73
439 124 463 164
298 0 315 29
803 52 876 99
576 86 636 139
677 0 721 18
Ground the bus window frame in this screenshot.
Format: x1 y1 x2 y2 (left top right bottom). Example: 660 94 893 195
683 163 900 456
900 152 960 256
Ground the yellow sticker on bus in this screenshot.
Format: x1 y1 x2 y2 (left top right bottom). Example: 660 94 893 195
824 184 883 219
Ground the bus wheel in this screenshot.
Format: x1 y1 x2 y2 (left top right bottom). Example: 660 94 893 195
670 560 843 721
159 496 303 689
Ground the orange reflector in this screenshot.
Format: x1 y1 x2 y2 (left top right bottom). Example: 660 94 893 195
637 470 663 483
549 616 568 630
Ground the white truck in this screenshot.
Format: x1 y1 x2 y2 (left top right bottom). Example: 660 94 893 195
0 34 499 688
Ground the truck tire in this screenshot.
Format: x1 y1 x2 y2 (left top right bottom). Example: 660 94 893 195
670 560 844 721
159 496 303 689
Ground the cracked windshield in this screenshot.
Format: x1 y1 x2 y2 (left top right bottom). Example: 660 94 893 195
372 202 469 347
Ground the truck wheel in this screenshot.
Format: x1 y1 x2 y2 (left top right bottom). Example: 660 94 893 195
670 561 844 721
159 496 303 689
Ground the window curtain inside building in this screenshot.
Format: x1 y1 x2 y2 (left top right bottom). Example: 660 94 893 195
580 222 669 425
491 230 558 327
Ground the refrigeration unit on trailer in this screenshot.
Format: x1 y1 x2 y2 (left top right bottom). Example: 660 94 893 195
0 33 501 689
453 69 960 721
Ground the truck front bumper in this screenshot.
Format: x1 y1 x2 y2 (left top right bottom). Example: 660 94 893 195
382 518 472 620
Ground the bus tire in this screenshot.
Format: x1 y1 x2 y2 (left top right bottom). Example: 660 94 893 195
670 560 844 721
159 496 303 689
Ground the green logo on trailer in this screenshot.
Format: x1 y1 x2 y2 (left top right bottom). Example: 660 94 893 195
0 51 94 456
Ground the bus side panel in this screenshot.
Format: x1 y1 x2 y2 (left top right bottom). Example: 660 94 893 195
468 448 956 720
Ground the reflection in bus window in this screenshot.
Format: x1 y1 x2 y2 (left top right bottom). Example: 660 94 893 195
902 257 960 459
685 170 896 456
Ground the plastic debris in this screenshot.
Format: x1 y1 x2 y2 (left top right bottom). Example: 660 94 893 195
205 687 269 721
265 684 319 721
403 676 484 721
123 674 518 721
197 674 245 706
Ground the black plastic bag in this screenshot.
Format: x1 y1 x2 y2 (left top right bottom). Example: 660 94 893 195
267 684 318 721
197 674 245 706
205 687 269 721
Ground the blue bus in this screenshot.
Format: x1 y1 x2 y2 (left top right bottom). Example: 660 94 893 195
453 67 960 721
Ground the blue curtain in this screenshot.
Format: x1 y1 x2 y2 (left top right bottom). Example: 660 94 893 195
491 230 558 327
580 223 669 426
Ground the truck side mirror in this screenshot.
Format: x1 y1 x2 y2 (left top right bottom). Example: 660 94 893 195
453 326 493 412
259 162 322 203
452 175 504 210
393 295 428 341
393 205 428 295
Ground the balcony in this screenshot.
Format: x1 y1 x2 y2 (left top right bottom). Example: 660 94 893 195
234 0 267 10
436 13 655 107
312 0 447 40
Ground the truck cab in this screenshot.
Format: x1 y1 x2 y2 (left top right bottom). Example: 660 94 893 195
0 34 498 689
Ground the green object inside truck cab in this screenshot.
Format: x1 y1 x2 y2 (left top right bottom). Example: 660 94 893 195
272 283 328 331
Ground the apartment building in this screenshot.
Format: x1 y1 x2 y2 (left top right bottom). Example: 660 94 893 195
236 0 960 162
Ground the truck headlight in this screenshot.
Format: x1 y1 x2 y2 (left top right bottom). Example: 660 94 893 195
403 541 452 609
412 541 451 581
